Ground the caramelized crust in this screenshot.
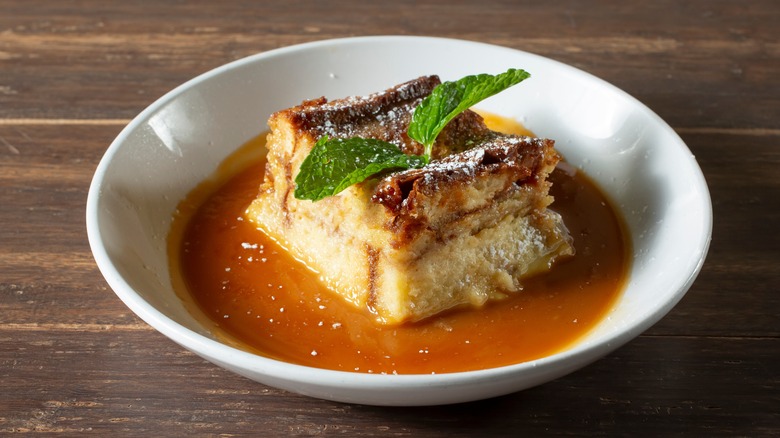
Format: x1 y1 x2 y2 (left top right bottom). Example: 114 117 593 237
373 137 558 246
273 75 490 158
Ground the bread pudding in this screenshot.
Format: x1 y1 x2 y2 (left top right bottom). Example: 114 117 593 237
246 75 574 324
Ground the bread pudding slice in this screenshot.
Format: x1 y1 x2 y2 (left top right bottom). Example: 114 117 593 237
246 76 574 324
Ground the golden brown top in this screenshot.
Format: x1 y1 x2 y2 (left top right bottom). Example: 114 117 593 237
372 137 559 242
270 75 490 158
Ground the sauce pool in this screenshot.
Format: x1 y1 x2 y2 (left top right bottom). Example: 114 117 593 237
169 121 630 375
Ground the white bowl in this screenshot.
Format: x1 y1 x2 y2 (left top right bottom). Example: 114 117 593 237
86 36 712 406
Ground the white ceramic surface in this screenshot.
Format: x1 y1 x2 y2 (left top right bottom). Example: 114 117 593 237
86 36 712 406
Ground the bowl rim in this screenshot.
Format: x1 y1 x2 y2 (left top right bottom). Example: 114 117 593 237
86 35 713 393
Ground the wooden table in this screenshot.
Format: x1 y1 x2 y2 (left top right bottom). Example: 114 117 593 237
2 1 778 435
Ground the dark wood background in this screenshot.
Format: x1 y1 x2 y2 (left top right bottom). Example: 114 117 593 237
1 0 778 435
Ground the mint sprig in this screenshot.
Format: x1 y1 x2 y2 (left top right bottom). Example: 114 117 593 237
407 68 531 157
293 69 531 201
294 136 426 201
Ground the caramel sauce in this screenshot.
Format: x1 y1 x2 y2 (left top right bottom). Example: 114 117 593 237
169 119 630 375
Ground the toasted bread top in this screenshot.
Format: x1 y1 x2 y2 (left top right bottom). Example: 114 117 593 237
270 75 490 159
372 137 559 243
265 75 561 247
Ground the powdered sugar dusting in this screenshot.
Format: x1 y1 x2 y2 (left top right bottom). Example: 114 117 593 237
293 76 439 152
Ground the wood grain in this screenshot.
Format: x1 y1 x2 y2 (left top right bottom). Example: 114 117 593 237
1 0 778 435
2 331 777 435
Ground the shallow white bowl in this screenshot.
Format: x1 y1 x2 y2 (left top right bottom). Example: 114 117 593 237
87 36 712 406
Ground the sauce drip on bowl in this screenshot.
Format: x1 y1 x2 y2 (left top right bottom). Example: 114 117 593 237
169 120 630 374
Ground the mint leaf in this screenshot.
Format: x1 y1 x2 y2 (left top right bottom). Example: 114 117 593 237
294 137 426 201
407 69 531 156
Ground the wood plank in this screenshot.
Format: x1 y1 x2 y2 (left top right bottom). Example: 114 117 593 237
1 37 776 129
0 125 118 252
1 0 777 39
0 0 778 129
0 331 776 435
